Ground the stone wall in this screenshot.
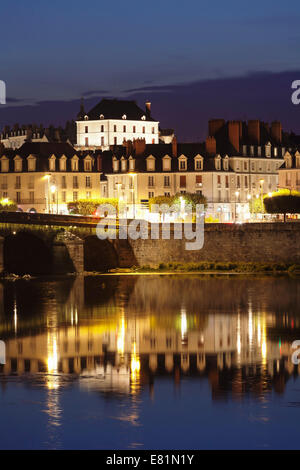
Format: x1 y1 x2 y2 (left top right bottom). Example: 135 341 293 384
126 222 300 267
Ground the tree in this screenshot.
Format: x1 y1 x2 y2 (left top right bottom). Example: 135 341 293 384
249 196 265 215
67 198 121 216
264 191 300 222
0 199 18 212
149 192 207 211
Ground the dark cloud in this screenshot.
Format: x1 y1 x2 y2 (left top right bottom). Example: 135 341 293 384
1 70 300 140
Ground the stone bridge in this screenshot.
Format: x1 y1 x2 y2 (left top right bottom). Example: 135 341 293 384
0 212 299 274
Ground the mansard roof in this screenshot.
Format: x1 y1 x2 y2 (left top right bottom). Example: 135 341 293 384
81 99 157 122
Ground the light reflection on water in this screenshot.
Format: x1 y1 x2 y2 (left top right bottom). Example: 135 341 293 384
0 274 299 449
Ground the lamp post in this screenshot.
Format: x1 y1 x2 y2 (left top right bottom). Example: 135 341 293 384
235 191 239 223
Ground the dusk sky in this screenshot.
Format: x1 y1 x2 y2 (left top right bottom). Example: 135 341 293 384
1 0 300 139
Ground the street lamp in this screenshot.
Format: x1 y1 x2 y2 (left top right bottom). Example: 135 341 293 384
259 179 264 218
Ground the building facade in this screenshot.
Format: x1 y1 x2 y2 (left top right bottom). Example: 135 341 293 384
76 98 159 150
278 150 300 191
0 142 102 213
101 120 286 222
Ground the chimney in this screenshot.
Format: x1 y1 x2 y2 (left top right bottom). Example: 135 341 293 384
271 121 282 143
205 136 216 155
145 101 151 118
125 140 134 157
134 138 146 156
248 120 260 144
228 121 240 153
172 136 177 157
208 119 225 137
97 154 102 171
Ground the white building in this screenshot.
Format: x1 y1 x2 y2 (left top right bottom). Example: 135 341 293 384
76 98 159 150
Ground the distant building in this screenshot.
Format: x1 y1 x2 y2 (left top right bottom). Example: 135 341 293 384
100 119 289 221
0 142 101 213
159 128 175 144
76 98 159 150
278 150 300 191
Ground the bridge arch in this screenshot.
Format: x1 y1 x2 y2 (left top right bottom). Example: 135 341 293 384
83 236 119 272
3 231 53 275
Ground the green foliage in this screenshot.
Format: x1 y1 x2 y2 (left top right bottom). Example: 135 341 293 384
205 215 219 223
0 199 18 212
264 193 300 215
67 198 120 216
149 192 207 212
249 196 265 214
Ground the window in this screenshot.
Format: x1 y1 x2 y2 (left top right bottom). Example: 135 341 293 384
244 161 247 171
163 157 171 171
14 158 22 172
85 137 89 146
215 157 221 170
60 158 66 171
121 159 127 172
27 157 36 172
114 137 117 145
195 158 202 170
86 176 91 188
113 159 119 172
152 127 155 134
28 176 34 189
84 159 91 171
133 126 136 133
180 175 186 188
225 176 229 188
218 190 221 202
179 157 187 170
245 176 248 188
86 191 91 199
16 192 21 203
148 176 154 187
196 175 202 185
73 191 78 201
148 191 154 198
72 158 78 171
237 176 240 188
114 125 117 132
61 176 67 189
142 126 145 133
1 176 7 189
101 125 104 132
15 176 21 189
62 191 66 203
147 157 155 171
129 158 135 171
29 191 34 203
73 176 78 188
1 159 9 172
251 162 255 171
101 136 104 146
164 192 170 197
123 125 126 132
164 176 170 187
152 138 155 144
49 157 56 171
85 126 88 133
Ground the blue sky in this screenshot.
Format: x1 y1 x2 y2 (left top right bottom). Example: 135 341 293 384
0 0 299 137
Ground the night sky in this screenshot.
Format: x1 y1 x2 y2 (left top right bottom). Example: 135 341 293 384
1 0 300 140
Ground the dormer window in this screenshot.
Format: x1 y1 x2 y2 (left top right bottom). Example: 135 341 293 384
49 155 56 171
129 156 135 171
141 115 146 120
265 142 271 157
84 156 92 171
14 156 22 172
0 156 9 172
284 152 292 169
60 156 67 171
113 157 119 172
162 155 171 171
295 151 300 168
72 156 79 171
147 155 155 171
100 114 104 120
178 155 187 171
27 155 36 172
194 155 203 171
121 157 127 172
84 115 89 121
223 156 229 171
215 155 221 171
122 114 127 120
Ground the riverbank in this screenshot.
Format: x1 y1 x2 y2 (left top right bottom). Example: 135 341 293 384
108 261 300 275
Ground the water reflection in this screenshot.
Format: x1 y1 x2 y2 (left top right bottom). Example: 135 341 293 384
0 275 299 448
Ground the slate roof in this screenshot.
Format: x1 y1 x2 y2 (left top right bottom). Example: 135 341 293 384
79 99 157 122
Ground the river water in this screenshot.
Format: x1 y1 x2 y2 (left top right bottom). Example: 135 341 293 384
0 274 299 450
